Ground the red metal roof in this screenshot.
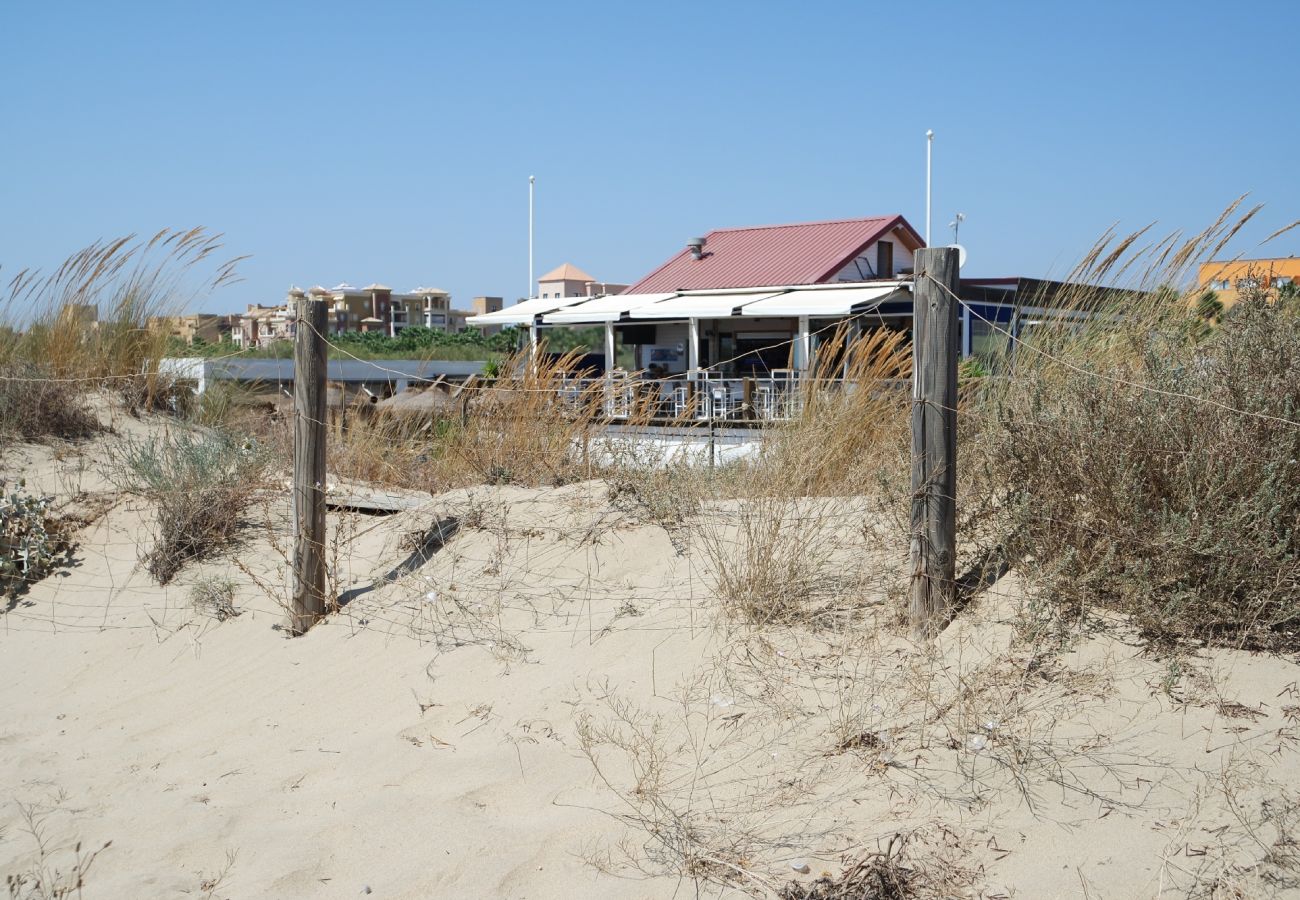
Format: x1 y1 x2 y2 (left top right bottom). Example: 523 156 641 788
624 215 923 294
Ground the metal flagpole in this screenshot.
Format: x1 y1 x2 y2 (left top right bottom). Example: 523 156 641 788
925 130 933 246
528 175 535 299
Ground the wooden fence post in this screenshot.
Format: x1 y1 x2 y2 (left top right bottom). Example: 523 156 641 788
909 247 960 636
291 294 328 635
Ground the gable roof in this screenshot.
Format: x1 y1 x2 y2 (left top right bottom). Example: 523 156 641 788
624 215 923 294
538 262 595 284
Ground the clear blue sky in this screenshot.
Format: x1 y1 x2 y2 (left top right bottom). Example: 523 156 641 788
3 1 1297 313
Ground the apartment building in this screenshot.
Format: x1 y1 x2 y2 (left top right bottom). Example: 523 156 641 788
1198 256 1300 308
536 263 629 301
148 313 236 345
232 284 495 347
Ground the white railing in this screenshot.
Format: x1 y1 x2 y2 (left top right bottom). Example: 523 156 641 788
469 371 916 424
548 373 895 423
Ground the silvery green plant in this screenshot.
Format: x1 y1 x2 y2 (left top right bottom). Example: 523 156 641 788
0 480 66 595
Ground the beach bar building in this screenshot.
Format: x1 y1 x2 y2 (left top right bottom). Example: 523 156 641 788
467 215 1111 421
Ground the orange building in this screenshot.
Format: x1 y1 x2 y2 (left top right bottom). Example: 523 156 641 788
1197 257 1300 308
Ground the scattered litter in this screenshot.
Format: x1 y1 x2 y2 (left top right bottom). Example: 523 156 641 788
789 859 811 874
968 734 988 751
710 695 735 708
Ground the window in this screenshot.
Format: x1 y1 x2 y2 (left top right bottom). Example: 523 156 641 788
877 241 894 279
1236 277 1261 291
542 292 549 299
1273 276 1293 288
1211 279 1231 291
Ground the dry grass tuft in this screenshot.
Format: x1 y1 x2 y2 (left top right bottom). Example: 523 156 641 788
695 328 910 627
777 835 917 900
104 429 268 584
698 495 858 627
0 367 100 444
189 576 240 622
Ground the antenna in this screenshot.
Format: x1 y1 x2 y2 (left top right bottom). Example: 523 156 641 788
949 212 965 244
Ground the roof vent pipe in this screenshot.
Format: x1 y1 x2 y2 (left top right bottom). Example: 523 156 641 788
687 237 707 260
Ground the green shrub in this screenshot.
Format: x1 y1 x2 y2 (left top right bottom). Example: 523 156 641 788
986 295 1300 650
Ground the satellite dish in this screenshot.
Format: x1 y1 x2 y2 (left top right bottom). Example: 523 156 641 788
948 243 968 269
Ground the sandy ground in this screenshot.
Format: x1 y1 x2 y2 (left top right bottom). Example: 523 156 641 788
3 422 1300 898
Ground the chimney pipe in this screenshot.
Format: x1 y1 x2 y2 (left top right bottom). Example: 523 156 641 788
687 237 707 260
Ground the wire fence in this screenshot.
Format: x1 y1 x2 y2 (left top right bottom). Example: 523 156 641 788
4 277 1300 640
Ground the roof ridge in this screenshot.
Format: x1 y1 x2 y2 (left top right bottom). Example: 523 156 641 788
707 215 895 235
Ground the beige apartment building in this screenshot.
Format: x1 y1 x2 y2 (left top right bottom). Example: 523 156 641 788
309 283 453 335
536 263 629 301
232 284 499 348
148 313 236 345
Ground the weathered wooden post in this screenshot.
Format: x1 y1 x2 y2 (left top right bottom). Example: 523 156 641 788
290 292 328 635
909 247 960 636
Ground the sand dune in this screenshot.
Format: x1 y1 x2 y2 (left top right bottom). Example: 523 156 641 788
3 429 1299 898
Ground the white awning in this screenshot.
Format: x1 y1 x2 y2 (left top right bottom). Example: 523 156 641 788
738 284 907 317
541 292 677 324
626 290 788 319
466 294 590 326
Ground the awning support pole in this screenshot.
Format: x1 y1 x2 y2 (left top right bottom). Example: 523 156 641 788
603 320 616 417
688 318 700 371
796 316 811 372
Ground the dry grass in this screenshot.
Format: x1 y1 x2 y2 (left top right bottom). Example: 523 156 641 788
757 325 911 496
316 347 626 492
0 228 244 438
4 799 111 900
189 576 240 622
0 369 100 445
697 495 863 627
777 834 940 900
431 349 608 487
694 328 911 628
